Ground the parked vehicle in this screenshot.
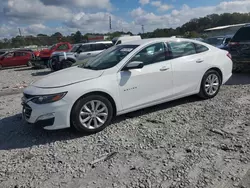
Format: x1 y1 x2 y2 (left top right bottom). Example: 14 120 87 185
204 35 232 50
229 25 250 72
112 36 141 45
0 51 33 69
48 41 113 71
22 38 232 133
31 42 72 68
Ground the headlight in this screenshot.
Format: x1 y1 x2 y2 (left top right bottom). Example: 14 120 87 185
31 92 67 104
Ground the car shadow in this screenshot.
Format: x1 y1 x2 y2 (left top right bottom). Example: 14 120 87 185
0 95 201 151
31 70 52 76
0 114 87 150
225 73 250 85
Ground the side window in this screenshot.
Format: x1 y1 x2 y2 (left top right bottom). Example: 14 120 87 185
105 43 113 48
6 52 14 58
194 43 209 53
57 44 68 50
116 40 121 45
168 41 196 58
14 52 23 57
79 45 91 52
95 43 106 51
130 42 166 66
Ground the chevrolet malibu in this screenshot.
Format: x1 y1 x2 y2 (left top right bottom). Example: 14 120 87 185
22 38 233 133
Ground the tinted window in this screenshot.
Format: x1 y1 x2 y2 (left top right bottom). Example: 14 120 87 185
94 43 106 51
57 44 68 50
232 27 250 42
104 43 113 48
168 41 196 58
116 40 121 45
130 42 166 66
195 43 209 53
205 37 224 46
79 44 91 52
15 52 26 57
5 52 14 58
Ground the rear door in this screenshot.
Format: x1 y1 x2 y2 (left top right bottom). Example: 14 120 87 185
13 52 27 66
229 27 250 62
167 41 210 96
76 44 92 60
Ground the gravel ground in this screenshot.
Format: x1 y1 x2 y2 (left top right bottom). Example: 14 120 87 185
0 67 250 188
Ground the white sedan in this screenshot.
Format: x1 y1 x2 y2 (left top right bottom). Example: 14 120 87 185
22 38 232 133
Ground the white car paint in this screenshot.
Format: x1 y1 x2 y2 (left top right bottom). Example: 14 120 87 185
22 38 232 130
115 36 141 45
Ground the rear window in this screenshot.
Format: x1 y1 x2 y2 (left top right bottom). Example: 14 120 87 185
231 27 250 42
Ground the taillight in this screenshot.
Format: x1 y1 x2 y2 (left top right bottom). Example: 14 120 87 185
229 42 239 46
227 52 232 59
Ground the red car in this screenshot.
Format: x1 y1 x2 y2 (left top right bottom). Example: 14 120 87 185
0 51 33 69
32 42 72 68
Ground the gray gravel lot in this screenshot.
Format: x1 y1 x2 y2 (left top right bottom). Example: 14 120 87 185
0 67 250 188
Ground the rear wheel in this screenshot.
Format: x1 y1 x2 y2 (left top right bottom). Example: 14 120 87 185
198 70 221 99
71 95 114 133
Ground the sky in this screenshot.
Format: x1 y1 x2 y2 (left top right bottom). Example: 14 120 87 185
0 0 250 38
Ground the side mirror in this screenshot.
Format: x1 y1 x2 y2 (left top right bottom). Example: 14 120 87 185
77 50 83 54
122 61 144 71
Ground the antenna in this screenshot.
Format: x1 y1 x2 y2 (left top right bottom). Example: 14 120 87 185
141 25 145 34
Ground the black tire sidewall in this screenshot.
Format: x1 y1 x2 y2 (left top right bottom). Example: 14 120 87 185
71 95 113 133
61 60 73 69
200 70 221 99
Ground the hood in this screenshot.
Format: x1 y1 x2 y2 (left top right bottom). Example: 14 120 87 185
32 66 104 88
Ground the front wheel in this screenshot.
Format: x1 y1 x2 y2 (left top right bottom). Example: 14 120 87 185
198 70 221 99
71 95 114 133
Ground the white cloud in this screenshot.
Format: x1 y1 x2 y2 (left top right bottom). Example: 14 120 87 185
139 0 150 5
151 1 173 11
40 0 113 10
130 7 146 17
1 0 250 38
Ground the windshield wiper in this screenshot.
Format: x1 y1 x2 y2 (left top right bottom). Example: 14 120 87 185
82 65 99 70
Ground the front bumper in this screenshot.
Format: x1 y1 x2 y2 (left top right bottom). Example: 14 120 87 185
21 97 71 130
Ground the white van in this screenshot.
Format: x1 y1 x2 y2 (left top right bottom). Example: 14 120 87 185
114 36 141 45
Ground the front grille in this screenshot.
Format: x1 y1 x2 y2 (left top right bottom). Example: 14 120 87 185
23 104 32 120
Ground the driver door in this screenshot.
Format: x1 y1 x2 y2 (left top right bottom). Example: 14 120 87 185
117 42 173 111
76 44 92 60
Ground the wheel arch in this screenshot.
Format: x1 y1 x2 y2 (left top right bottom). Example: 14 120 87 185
70 91 117 125
206 67 223 83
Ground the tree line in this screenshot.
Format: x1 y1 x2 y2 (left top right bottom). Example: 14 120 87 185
1 12 250 49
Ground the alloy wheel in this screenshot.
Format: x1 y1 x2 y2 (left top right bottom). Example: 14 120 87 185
79 100 108 130
205 74 219 95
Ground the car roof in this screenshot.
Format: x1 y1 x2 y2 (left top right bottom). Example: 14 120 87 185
122 37 204 46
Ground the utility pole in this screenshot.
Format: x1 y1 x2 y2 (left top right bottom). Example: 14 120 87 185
141 25 145 34
109 15 112 31
18 28 22 36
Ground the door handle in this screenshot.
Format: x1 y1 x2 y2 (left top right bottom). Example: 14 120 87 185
196 59 204 63
160 67 170 71
87 53 91 55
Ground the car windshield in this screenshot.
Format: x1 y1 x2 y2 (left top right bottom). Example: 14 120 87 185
205 37 224 46
80 44 139 70
49 44 56 50
70 44 81 52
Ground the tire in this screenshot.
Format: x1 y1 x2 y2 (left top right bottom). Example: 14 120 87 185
27 61 32 67
71 95 114 133
198 70 222 99
61 60 73 70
